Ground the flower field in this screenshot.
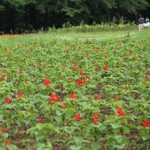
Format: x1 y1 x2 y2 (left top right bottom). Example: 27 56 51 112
0 30 150 150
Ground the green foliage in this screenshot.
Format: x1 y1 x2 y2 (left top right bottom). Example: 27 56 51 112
0 29 150 149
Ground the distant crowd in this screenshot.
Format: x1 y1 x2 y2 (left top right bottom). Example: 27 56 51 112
138 15 150 31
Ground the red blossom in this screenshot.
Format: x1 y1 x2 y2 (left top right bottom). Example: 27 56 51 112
5 140 9 145
49 92 61 104
125 86 129 91
38 118 43 123
142 119 150 129
94 67 100 72
1 128 6 132
113 95 119 102
70 91 77 100
92 113 99 125
66 49 69 53
62 103 66 109
5 147 9 150
73 62 77 71
116 106 126 117
6 97 12 104
86 52 89 57
104 54 108 58
76 78 87 87
145 74 148 80
43 77 51 87
74 112 82 121
18 69 22 74
103 66 108 71
79 69 84 76
16 90 24 99
94 94 101 100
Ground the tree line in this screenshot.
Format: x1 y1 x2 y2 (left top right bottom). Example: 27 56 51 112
0 0 150 33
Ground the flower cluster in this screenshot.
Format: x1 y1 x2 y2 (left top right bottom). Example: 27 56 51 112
115 106 126 117
49 92 61 104
92 113 99 125
73 112 82 121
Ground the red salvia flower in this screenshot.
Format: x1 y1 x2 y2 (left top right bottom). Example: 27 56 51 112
37 118 43 123
86 52 89 57
73 62 77 71
66 49 69 53
62 103 66 109
43 77 51 87
70 91 77 101
92 113 99 125
76 78 87 87
103 66 108 71
116 106 126 117
16 90 24 99
104 54 108 58
5 140 9 145
94 67 100 72
18 69 22 74
49 92 61 104
94 94 101 100
113 95 119 102
73 112 82 121
6 97 12 104
145 74 148 80
142 119 150 129
80 69 84 76
125 86 129 91
1 128 6 132
5 147 9 150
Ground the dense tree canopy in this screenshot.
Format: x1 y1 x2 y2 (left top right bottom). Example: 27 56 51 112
0 0 150 33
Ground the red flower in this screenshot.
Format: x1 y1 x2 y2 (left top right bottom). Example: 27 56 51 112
6 97 12 104
16 90 24 99
125 86 129 91
76 78 86 87
94 94 101 100
5 140 9 145
79 69 84 76
37 118 43 123
5 147 9 150
73 62 77 71
86 52 89 57
116 106 126 117
103 66 108 71
62 103 66 109
1 128 6 132
142 119 150 129
49 93 61 104
92 113 99 125
73 112 82 121
70 91 77 101
104 54 108 58
66 49 69 53
145 74 148 80
113 95 119 102
18 69 22 74
94 67 100 72
43 77 51 87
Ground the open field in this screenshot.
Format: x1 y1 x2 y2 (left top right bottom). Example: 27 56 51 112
0 28 150 150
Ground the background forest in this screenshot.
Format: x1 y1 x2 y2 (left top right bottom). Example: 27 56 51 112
0 0 150 33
